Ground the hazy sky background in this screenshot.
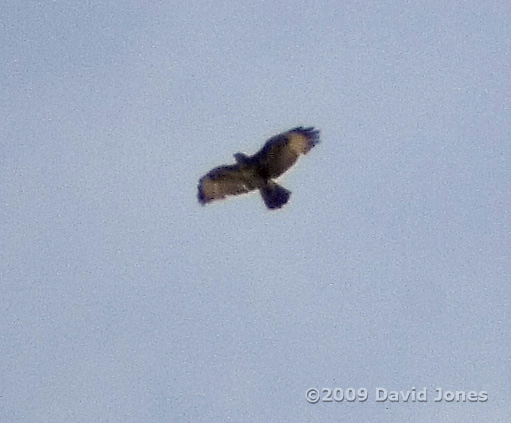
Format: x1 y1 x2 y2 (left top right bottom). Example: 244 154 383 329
2 1 510 421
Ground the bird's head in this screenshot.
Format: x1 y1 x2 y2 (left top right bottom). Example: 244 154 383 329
233 152 250 164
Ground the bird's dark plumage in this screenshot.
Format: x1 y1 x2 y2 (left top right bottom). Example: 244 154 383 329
198 126 320 210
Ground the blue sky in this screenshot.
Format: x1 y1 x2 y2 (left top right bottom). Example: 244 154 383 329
1 1 510 421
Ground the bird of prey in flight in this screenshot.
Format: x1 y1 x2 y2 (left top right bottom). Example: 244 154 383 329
198 126 320 210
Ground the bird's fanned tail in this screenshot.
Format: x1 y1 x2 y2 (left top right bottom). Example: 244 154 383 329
260 181 291 210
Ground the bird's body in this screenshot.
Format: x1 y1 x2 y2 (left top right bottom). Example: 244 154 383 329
198 126 320 209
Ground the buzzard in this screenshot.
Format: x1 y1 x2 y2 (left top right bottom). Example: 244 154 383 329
197 126 320 210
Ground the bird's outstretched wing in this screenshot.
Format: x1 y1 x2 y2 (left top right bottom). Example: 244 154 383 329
197 164 260 205
251 126 320 178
